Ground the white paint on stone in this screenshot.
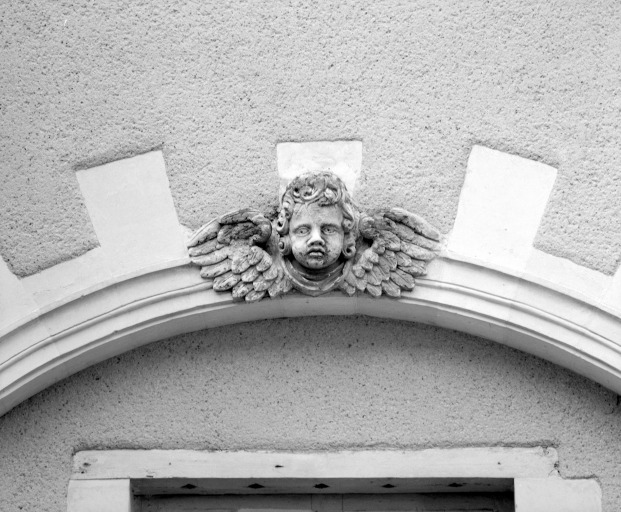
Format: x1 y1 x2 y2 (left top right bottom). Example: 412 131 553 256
602 264 621 312
73 448 557 481
277 141 362 197
67 479 133 512
76 151 187 276
21 247 112 308
0 258 39 331
7 152 189 309
447 145 557 271
514 477 601 512
525 249 611 304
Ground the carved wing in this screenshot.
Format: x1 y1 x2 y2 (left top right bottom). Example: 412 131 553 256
187 208 287 302
340 207 441 298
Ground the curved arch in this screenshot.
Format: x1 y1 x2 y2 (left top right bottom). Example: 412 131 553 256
1 254 620 417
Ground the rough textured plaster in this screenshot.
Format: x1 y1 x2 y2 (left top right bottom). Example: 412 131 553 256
0 317 620 511
0 1 620 276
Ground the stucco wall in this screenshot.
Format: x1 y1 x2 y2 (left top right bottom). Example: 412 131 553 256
1 0 620 276
1 2 621 510
0 317 619 511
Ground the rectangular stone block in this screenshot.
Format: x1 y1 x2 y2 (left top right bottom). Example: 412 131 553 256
0 257 38 330
514 477 601 512
67 479 134 512
277 141 362 198
76 151 187 276
448 146 557 271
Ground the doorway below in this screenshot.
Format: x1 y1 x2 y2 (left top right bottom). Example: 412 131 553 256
139 493 513 512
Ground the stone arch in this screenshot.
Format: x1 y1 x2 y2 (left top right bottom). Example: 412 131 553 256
1 147 620 417
1 253 619 418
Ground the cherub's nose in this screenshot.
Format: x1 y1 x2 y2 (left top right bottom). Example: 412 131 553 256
308 227 324 245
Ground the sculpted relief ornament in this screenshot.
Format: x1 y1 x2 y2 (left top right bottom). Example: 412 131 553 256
187 172 441 302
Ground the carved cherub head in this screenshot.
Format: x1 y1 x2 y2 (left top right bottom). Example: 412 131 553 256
189 169 440 301
276 172 357 272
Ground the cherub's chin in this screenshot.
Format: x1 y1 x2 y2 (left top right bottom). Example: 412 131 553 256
304 258 326 268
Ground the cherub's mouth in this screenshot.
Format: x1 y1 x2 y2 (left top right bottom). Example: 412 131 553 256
307 249 325 258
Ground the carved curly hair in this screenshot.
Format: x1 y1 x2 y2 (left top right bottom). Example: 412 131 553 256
276 171 357 260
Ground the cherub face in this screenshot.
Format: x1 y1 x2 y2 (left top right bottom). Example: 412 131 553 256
290 203 344 270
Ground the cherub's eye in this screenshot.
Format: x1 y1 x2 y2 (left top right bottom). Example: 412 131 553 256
295 227 310 235
322 226 337 235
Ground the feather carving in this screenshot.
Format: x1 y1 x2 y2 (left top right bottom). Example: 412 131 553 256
187 208 290 302
344 207 441 298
